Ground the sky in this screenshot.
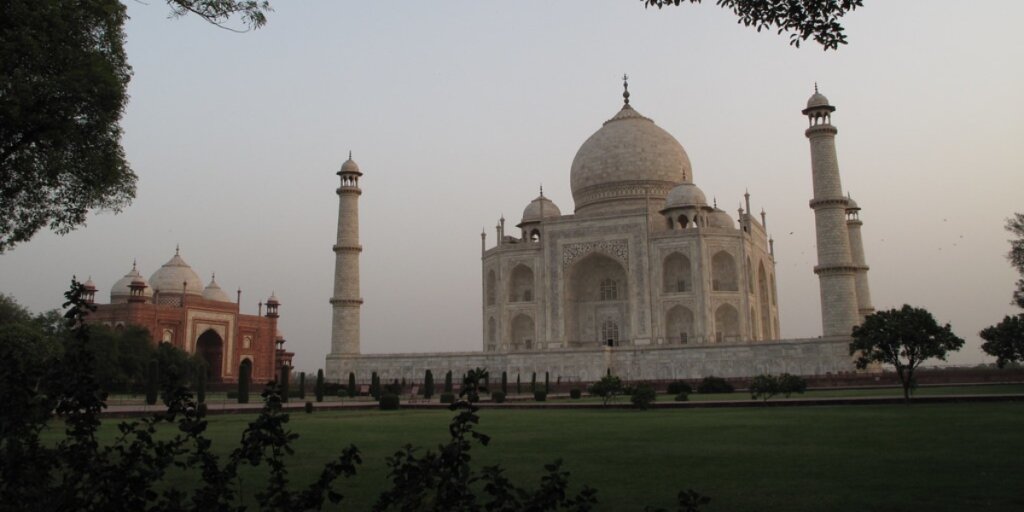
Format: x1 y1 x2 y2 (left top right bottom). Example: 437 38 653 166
2 1 1023 372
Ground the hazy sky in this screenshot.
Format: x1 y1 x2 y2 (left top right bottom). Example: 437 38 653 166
2 1 1023 371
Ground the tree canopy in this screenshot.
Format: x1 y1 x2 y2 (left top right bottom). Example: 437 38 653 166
979 214 1024 368
850 305 964 402
643 0 863 50
1005 213 1024 309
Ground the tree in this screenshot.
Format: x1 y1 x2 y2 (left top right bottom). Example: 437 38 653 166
1006 213 1024 309
238 360 250 403
347 371 356 398
588 375 624 406
980 315 1024 368
315 369 325 402
749 374 779 401
423 369 434 398
195 365 207 404
630 382 657 410
298 371 306 400
500 370 508 395
145 359 159 405
370 371 380 400
850 305 965 403
643 0 862 50
444 370 453 394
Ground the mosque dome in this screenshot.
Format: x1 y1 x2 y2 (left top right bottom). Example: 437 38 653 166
707 209 736 229
845 195 860 211
149 249 204 296
806 91 830 109
570 103 692 214
664 183 708 209
110 263 152 303
339 154 361 175
202 275 231 302
520 194 561 224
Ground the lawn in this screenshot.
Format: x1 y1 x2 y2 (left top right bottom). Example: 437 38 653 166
50 401 1024 511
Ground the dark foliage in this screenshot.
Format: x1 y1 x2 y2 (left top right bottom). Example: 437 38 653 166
570 389 581 400
145 359 159 405
279 365 290 403
440 392 455 404
531 372 537 393
643 0 862 50
492 391 506 403
630 383 657 409
666 381 693 395
370 372 381 400
749 375 779 401
697 376 734 394
851 305 965 402
980 315 1024 368
674 393 689 402
501 370 508 395
778 373 807 397
424 369 435 398
298 372 306 400
516 373 522 394
588 375 624 406
444 370 453 394
305 401 314 414
347 372 356 398
315 369 325 402
238 360 250 404
534 390 548 402
1006 213 1024 309
545 372 550 393
379 394 400 411
196 365 207 404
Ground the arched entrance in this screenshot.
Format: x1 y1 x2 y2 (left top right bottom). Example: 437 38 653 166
565 252 629 347
195 329 224 382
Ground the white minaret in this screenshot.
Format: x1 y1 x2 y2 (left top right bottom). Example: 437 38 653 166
329 152 363 357
803 87 861 337
845 195 874 321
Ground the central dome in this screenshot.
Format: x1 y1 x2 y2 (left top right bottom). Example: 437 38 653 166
570 104 692 215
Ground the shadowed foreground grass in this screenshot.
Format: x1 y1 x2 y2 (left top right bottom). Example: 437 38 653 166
50 402 1024 511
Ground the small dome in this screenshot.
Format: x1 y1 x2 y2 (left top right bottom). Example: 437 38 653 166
520 195 561 224
707 209 736 229
149 249 204 296
267 292 279 305
570 104 692 214
83 277 97 290
807 91 830 109
110 263 153 303
339 154 361 175
202 275 231 302
664 183 708 209
845 195 860 211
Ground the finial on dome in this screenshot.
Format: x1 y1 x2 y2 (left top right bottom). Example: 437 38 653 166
713 197 718 208
539 184 544 197
622 73 630 106
175 244 180 256
348 150 352 160
132 259 137 271
814 82 819 94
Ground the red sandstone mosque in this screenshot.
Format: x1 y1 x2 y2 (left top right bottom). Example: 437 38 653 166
83 247 293 383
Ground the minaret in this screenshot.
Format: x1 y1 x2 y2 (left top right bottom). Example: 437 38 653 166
845 194 874 321
329 152 363 357
803 86 860 337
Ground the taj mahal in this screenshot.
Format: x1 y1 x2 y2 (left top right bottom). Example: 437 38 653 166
325 81 874 383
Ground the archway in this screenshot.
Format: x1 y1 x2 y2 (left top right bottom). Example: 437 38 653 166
714 304 739 343
508 264 534 302
565 253 629 346
510 314 535 350
711 251 738 291
665 305 694 344
663 252 692 293
195 329 224 382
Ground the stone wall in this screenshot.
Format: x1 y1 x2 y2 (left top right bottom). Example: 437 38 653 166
325 336 853 384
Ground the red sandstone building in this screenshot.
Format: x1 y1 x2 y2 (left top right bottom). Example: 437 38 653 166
84 248 293 383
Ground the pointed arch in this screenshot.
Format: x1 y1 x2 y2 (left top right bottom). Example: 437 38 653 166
665 305 694 344
565 252 629 346
509 264 534 303
510 313 535 350
711 251 738 292
663 252 692 293
196 329 224 382
714 303 739 343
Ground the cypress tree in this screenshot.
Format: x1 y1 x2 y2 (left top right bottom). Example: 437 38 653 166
516 373 521 394
370 372 380 399
545 371 550 393
238 362 250 404
280 365 290 403
531 372 537 392
315 369 325 402
196 367 207 404
145 359 158 406
444 370 453 393
298 372 306 400
347 372 356 398
424 369 434 398
501 371 508 395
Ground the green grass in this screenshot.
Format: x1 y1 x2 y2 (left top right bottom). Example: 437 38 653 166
45 401 1024 511
549 383 1024 403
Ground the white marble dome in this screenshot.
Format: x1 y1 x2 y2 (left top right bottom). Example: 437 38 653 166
520 195 561 224
202 275 231 302
570 104 692 213
339 156 360 175
110 263 152 303
708 209 736 229
149 249 204 296
807 91 830 109
664 182 708 209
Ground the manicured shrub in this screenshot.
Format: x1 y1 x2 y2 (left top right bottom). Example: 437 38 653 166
749 374 780 401
279 365 290 403
697 376 734 394
337 388 348 397
379 394 400 410
531 372 537 392
666 380 692 395
533 390 547 402
516 373 521 394
347 372 356 398
501 371 508 395
545 371 550 393
298 372 306 400
226 391 238 399
370 372 380 399
570 388 581 399
631 383 657 410
444 371 453 393
674 392 689 402
588 375 624 406
492 391 506 403
305 401 314 414
778 373 807 397
197 402 208 418
195 368 206 404
424 369 435 398
237 362 250 404
440 392 455 404
385 379 401 395
315 369 325 402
